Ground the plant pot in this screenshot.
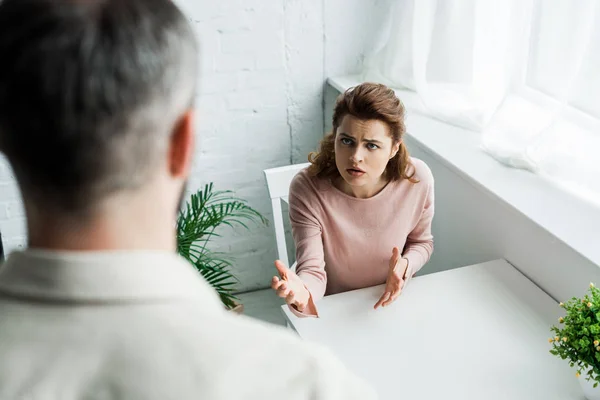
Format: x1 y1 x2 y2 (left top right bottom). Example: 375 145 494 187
229 302 244 314
580 373 600 400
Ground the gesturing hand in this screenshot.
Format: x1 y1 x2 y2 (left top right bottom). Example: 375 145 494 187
271 260 312 312
374 247 409 309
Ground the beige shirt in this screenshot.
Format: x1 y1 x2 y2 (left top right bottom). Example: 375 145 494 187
0 249 376 399
290 158 434 301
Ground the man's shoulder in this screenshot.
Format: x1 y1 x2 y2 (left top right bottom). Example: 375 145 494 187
149 308 377 399
0 299 376 399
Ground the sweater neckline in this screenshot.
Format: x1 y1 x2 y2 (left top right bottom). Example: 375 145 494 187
327 177 395 201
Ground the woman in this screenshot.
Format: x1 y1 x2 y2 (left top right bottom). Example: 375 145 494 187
271 82 434 317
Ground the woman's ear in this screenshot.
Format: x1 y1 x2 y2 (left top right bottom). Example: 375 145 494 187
390 140 401 160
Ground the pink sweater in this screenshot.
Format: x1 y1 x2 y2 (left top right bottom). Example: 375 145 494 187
288 158 434 312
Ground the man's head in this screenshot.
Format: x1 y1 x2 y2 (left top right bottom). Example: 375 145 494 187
0 0 198 219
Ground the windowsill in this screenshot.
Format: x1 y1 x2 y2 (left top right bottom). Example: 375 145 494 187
328 75 600 268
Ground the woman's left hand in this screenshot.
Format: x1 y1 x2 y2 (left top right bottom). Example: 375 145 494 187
374 247 409 309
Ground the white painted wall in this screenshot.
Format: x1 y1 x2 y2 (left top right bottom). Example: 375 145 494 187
406 134 600 304
0 0 394 293
324 0 393 77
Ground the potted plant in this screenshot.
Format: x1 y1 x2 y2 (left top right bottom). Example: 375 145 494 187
177 183 267 313
549 282 600 399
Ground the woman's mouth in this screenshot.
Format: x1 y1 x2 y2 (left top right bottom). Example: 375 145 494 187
346 168 365 177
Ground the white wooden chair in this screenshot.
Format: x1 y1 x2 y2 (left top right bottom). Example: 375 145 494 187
263 163 310 272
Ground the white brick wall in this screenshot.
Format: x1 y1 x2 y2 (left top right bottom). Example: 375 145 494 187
0 0 394 292
0 155 25 253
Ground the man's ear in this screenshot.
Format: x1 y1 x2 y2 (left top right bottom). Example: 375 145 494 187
168 110 195 179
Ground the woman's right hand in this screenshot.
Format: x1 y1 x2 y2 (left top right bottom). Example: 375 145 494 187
271 260 312 312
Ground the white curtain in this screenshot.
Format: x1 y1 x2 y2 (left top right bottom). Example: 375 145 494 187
363 0 600 206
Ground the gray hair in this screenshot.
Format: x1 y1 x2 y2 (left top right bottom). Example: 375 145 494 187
0 0 198 213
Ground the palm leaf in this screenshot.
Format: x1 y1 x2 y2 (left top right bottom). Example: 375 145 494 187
176 183 268 310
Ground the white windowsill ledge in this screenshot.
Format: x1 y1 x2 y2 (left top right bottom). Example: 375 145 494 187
328 75 600 269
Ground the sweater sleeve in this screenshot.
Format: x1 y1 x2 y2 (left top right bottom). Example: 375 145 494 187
287 172 327 318
402 169 434 277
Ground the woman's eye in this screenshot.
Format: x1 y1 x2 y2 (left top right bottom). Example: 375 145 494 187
367 143 379 150
341 138 353 145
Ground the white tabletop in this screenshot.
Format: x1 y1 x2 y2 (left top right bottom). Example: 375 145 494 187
282 259 584 399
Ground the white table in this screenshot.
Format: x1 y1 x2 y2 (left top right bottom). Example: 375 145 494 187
282 259 585 399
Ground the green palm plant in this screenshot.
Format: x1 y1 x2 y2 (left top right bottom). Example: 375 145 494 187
177 183 268 310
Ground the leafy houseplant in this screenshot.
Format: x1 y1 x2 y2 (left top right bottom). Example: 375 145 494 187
177 183 267 311
549 283 600 390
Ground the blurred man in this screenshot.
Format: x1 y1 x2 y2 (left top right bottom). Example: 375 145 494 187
0 0 376 398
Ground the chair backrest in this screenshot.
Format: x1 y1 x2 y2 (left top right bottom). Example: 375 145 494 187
263 162 310 270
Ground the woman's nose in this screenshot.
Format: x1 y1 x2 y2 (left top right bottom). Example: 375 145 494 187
350 148 364 163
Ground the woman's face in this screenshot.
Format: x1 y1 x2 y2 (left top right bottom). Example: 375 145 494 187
334 114 400 196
